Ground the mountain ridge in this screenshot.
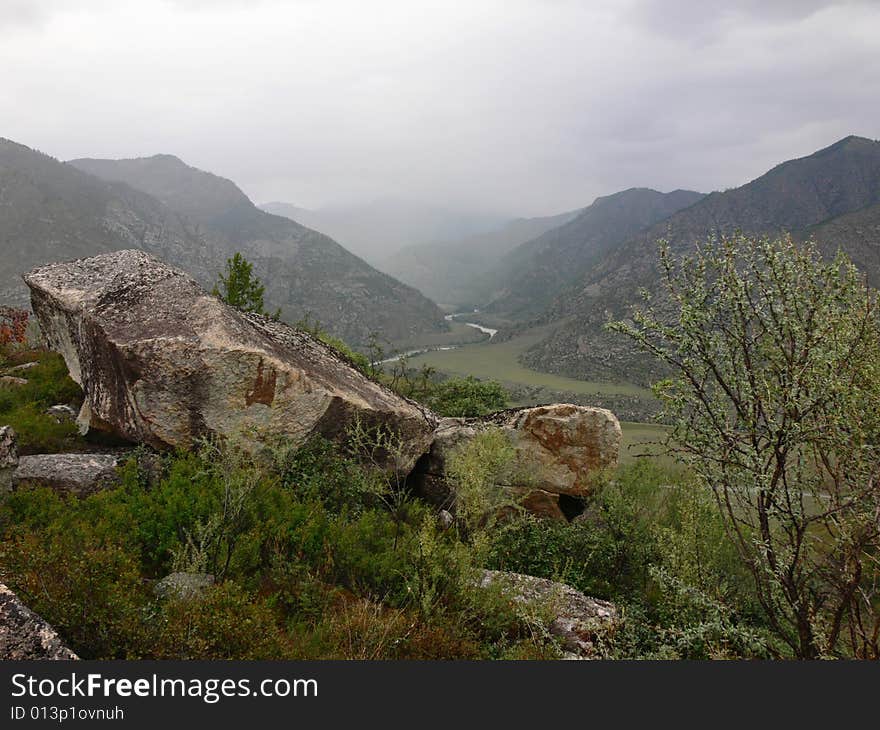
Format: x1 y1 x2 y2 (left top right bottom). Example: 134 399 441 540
0 140 447 347
519 135 880 384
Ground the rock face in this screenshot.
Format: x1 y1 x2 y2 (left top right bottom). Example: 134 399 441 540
0 425 18 492
410 404 621 519
480 570 616 659
13 453 122 496
24 250 436 473
0 583 79 660
0 376 28 387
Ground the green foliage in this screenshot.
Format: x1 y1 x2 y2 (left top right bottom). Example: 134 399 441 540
295 314 371 374
427 375 507 417
0 434 549 659
212 252 279 318
445 427 518 534
488 460 774 659
0 349 84 453
610 233 880 658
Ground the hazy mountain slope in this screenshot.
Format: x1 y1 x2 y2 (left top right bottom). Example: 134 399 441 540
0 138 219 307
260 199 508 267
379 208 582 308
521 136 880 384
798 200 880 291
482 188 704 321
70 155 447 345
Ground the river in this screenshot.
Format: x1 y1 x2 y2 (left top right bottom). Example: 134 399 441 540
376 312 497 365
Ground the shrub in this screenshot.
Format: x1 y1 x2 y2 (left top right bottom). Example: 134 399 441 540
428 376 507 417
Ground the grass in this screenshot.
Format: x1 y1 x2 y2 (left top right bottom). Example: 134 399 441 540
407 325 651 398
619 422 670 465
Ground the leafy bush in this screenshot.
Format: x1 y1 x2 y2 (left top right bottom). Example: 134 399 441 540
428 376 507 417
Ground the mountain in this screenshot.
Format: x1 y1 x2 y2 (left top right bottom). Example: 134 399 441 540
806 200 880 286
481 188 704 322
379 208 582 308
67 154 447 345
0 139 220 307
520 136 880 384
259 199 509 267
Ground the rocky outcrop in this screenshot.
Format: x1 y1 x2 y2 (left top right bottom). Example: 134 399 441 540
0 425 18 492
13 453 122 496
24 250 436 473
0 376 28 387
410 404 620 519
480 570 616 659
0 583 79 660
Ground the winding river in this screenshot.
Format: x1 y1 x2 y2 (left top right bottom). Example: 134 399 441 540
377 312 497 365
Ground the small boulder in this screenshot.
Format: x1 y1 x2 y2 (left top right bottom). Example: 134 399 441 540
13 453 121 496
154 572 215 601
479 570 616 659
0 376 27 388
410 404 620 519
437 509 455 530
0 583 78 660
45 404 78 424
0 426 18 492
6 361 39 373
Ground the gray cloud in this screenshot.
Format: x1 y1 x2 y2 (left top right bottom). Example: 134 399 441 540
0 0 878 218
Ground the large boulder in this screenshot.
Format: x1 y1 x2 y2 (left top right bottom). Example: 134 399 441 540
24 250 436 473
410 404 621 519
0 583 78 660
0 425 18 492
479 570 617 659
13 453 122 496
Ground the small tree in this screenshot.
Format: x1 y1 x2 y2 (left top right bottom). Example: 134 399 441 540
611 233 880 658
213 252 279 318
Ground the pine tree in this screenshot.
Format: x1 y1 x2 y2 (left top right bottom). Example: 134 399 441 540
212 253 279 319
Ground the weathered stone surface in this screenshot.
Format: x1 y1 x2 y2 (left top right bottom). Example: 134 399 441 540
513 488 567 522
0 425 18 492
0 376 28 387
410 404 620 518
24 250 436 472
0 583 78 660
154 572 215 601
13 453 121 496
480 570 616 659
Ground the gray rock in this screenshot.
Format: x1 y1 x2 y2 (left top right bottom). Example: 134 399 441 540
437 509 455 530
0 426 18 492
45 404 78 423
0 376 27 387
479 570 617 658
410 404 620 519
13 453 121 496
0 583 78 660
24 250 436 474
6 361 39 373
154 572 215 601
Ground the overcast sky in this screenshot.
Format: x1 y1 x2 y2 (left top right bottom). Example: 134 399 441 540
1 0 878 216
